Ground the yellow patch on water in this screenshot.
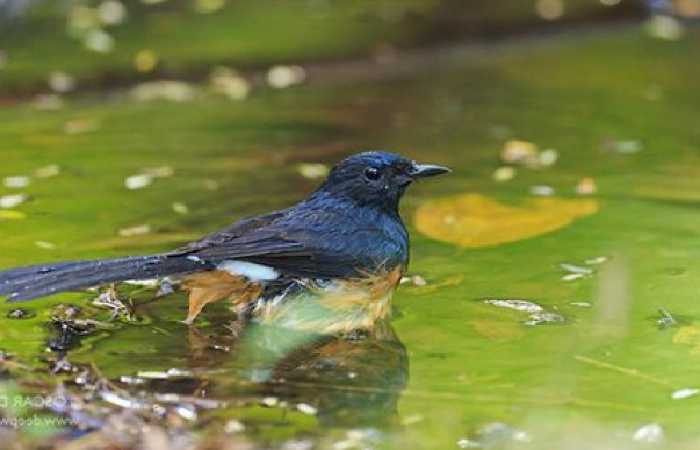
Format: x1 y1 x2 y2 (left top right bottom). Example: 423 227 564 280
415 193 598 248
0 210 26 220
470 319 525 341
672 325 700 355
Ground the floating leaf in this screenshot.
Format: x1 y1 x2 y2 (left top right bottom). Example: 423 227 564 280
415 193 598 248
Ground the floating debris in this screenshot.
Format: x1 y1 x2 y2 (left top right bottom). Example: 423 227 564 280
485 299 564 326
484 299 544 314
575 177 597 195
98 0 127 26
524 311 565 326
194 0 226 14
176 404 197 421
34 164 61 178
137 368 193 379
101 391 146 409
35 241 57 250
562 273 586 282
530 185 554 196
538 148 559 167
0 194 28 209
209 66 250 100
144 166 174 178
48 71 76 93
124 173 153 190
633 423 664 444
606 139 643 154
560 263 593 275
535 0 565 20
260 397 279 407
172 202 189 215
119 375 146 385
118 224 151 237
84 29 115 53
3 175 30 188
671 388 699 400
646 15 684 40
267 65 306 89
224 419 245 434
657 308 678 329
64 119 99 134
459 422 532 449
585 256 608 265
492 166 516 182
296 163 329 179
416 194 598 248
570 301 592 308
501 140 539 166
130 81 197 102
6 308 32 319
32 94 64 111
296 403 318 415
134 49 158 72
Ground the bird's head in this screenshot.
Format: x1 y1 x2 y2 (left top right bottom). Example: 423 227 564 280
315 151 450 212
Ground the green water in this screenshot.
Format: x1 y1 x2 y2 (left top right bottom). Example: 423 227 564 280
2 12 700 449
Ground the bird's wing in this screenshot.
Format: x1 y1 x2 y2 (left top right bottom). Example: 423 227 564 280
169 209 362 279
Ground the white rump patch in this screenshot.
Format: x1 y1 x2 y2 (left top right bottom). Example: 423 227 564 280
217 260 279 281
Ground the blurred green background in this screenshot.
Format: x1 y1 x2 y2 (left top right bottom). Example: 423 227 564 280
1 1 700 449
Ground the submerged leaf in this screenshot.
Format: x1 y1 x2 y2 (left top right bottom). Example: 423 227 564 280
415 193 598 248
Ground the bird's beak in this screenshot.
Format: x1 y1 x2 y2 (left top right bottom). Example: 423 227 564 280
409 162 451 179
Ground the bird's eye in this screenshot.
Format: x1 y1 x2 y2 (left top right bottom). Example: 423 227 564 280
364 167 381 181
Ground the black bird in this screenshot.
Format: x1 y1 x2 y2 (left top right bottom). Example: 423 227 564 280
0 152 449 333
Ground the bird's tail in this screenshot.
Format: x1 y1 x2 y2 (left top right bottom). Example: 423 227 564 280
0 254 210 302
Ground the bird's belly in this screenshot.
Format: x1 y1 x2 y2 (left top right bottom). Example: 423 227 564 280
248 266 404 334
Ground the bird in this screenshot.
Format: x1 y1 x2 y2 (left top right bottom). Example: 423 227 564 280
0 151 449 333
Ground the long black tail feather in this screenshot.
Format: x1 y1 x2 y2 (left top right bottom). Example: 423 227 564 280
0 254 212 302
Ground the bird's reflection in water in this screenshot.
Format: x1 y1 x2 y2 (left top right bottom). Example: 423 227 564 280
187 319 409 427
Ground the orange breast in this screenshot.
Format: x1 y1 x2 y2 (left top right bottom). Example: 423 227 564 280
181 266 404 333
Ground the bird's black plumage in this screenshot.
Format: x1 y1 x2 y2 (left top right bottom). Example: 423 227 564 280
0 151 449 306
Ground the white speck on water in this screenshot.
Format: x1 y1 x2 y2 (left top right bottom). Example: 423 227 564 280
0 194 28 209
570 301 592 308
633 423 664 443
34 165 61 178
524 311 565 326
562 273 586 281
267 65 306 89
124 173 153 190
671 388 699 400
144 166 174 178
484 299 543 314
101 391 146 409
539 148 559 167
175 404 197 421
492 166 515 182
530 185 554 196
296 403 318 415
48 71 75 93
118 224 151 237
3 176 30 189
585 256 608 265
296 163 329 179
35 241 56 250
84 29 115 53
261 397 279 407
560 263 593 275
224 419 245 433
98 0 127 26
457 438 481 448
172 202 189 214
